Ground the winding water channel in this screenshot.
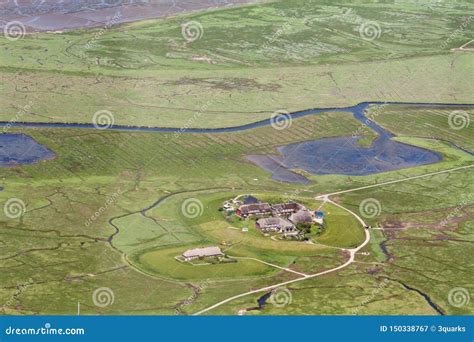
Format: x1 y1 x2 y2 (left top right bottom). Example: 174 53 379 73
1 102 472 174
0 101 472 133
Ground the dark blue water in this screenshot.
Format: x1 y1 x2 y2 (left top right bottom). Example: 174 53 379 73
0 102 472 133
257 291 273 308
275 136 442 176
0 134 55 167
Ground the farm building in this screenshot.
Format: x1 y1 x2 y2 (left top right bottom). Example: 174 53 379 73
237 203 272 217
182 246 224 261
256 217 295 233
289 210 314 225
271 202 303 216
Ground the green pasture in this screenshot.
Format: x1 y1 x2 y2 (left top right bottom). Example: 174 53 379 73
0 1 473 127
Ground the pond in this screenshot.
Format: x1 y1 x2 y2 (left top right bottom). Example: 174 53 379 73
0 134 55 167
245 102 461 183
268 135 442 177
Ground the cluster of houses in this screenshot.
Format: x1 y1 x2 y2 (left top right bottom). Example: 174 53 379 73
181 195 326 263
222 195 324 237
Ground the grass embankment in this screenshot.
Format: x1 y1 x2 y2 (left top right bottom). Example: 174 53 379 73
128 191 351 281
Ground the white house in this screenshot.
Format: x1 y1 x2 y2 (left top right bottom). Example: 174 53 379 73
182 246 224 261
256 217 295 233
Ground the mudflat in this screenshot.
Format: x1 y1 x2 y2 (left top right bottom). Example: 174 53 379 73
0 0 257 32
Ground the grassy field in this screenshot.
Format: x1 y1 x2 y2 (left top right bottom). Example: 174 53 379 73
314 201 365 248
367 105 474 151
0 1 473 127
331 168 474 316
